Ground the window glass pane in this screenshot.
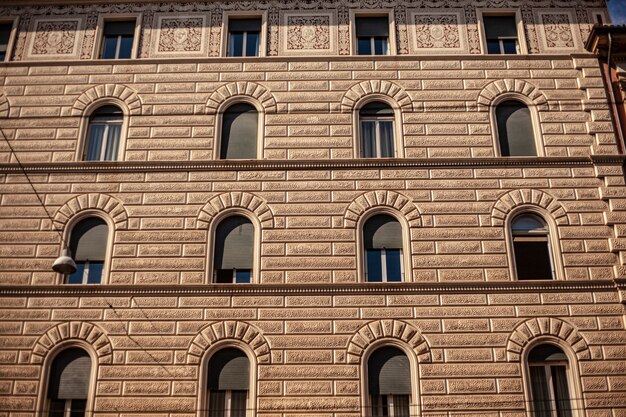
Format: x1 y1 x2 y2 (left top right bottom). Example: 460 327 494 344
370 395 383 417
245 32 260 56
101 36 118 59
0 23 11 61
86 124 105 161
356 16 389 37
379 121 394 157
118 35 134 58
87 262 103 284
229 32 244 56
231 391 248 417
67 263 85 284
357 37 372 55
502 39 518 54
514 240 553 280
49 399 65 417
486 39 501 54
366 249 383 282
393 395 410 417
208 391 225 417
483 15 518 38
221 104 258 159
215 269 234 284
373 37 387 55
552 366 573 417
69 399 86 417
385 249 402 282
496 101 536 157
361 121 376 157
235 269 252 284
529 366 552 417
512 215 546 232
104 124 121 161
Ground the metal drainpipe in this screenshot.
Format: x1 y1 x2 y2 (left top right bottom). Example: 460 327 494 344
606 32 626 153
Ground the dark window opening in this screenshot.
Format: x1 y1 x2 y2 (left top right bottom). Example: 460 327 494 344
100 20 135 59
47 349 91 417
512 214 553 280
214 216 254 284
496 100 536 156
208 348 249 417
220 103 258 159
0 23 12 61
67 218 108 284
368 347 411 417
483 15 519 54
356 16 389 55
363 214 404 282
228 18 261 57
360 102 395 158
528 344 573 417
84 105 123 161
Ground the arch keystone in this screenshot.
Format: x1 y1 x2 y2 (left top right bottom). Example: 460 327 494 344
53 193 129 231
72 84 142 116
196 192 274 229
478 79 549 111
206 82 277 114
491 189 568 227
341 80 413 112
344 191 421 228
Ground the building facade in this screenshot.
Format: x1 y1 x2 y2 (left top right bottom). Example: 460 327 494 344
0 1 625 417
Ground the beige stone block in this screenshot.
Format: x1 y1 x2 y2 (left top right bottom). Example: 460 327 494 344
285 351 333 364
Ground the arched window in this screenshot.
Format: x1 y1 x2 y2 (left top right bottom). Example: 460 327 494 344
46 348 91 417
67 218 108 284
511 214 554 280
363 214 404 282
359 102 395 158
220 103 258 159
527 344 574 417
495 100 536 156
213 216 254 283
367 347 411 417
208 348 250 417
84 105 123 161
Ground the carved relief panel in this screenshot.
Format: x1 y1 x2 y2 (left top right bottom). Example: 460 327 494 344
24 16 85 60
150 13 209 57
534 9 582 53
279 11 337 56
407 9 468 54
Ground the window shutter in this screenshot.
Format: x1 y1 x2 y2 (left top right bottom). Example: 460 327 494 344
208 348 250 391
220 104 258 159
48 349 91 400
70 218 108 262
215 216 254 270
364 215 402 249
483 15 518 38
103 21 136 36
229 18 262 32
496 101 536 156
368 347 411 395
356 16 389 37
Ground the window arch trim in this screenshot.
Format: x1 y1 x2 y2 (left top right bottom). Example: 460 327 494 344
490 94 544 157
214 97 264 160
77 99 129 162
197 341 258 417
357 208 411 283
61 211 114 285
37 342 98 417
207 209 261 284
354 96 404 159
361 340 421 417
504 206 563 281
520 337 584 417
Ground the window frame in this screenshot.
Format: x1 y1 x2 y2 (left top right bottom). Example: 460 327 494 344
222 12 267 58
199 343 256 417
355 97 403 159
39 343 97 417
505 208 562 281
78 100 128 162
0 17 18 62
208 210 260 285
358 210 410 283
94 14 142 60
350 9 396 56
522 340 583 417
60 212 113 285
214 98 264 160
477 9 528 55
491 94 543 157
361 341 419 417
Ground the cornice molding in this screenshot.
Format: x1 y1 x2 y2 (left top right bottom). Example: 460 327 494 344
0 280 619 297
0 156 623 174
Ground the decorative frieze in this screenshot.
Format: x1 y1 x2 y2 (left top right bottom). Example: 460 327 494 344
534 9 581 53
280 11 337 56
407 9 468 54
24 16 85 60
151 13 209 57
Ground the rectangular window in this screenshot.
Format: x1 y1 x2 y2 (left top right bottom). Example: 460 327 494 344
355 16 389 55
0 22 13 62
100 20 136 59
361 120 394 157
483 15 519 54
228 18 261 57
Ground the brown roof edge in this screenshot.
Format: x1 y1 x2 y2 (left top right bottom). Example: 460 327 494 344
586 24 626 52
